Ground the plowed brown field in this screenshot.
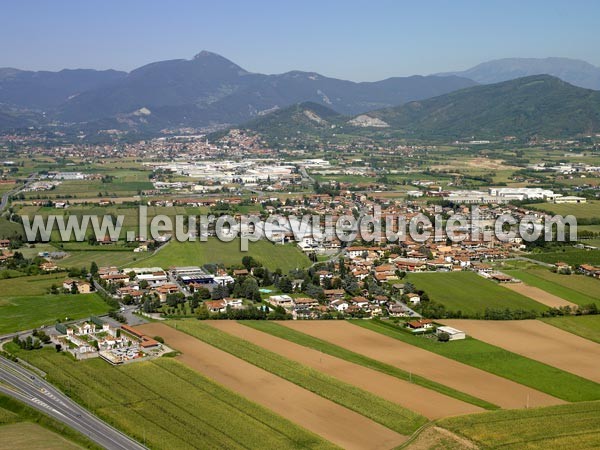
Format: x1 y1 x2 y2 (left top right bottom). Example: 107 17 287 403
442 319 600 383
137 323 406 450
281 321 564 409
207 320 483 419
503 283 577 308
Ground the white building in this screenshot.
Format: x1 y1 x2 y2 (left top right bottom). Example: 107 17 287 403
436 326 466 341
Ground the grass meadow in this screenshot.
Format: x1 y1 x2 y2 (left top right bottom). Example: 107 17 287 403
440 401 600 450
404 271 548 314
0 273 111 334
144 239 311 272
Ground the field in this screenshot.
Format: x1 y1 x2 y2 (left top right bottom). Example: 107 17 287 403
525 200 600 221
404 272 548 314
0 394 98 450
439 401 600 450
527 248 600 266
0 423 83 450
353 319 600 402
209 320 484 419
505 268 600 306
540 315 600 344
442 319 600 383
11 348 336 450
162 320 423 438
143 239 311 272
501 282 576 308
56 250 144 269
280 321 563 408
242 320 497 410
0 274 111 334
138 322 405 449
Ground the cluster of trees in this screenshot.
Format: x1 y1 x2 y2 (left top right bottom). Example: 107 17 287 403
12 329 51 351
542 303 599 317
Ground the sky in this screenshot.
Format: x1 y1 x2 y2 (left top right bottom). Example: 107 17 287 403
2 0 600 81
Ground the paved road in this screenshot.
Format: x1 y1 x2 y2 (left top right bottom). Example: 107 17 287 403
0 356 146 450
0 173 38 212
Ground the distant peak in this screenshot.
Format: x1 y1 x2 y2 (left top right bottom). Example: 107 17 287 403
193 50 221 59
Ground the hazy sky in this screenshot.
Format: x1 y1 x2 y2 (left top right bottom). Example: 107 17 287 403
2 0 599 81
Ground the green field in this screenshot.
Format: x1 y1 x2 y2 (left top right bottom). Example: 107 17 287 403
505 268 600 306
0 274 111 334
171 320 427 435
241 321 496 410
439 401 600 450
352 319 600 402
527 248 600 266
144 239 311 272
0 394 98 449
540 315 600 344
404 271 548 314
10 349 335 450
525 200 600 221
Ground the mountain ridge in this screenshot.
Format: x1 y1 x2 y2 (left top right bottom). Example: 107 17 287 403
438 57 600 90
238 75 600 140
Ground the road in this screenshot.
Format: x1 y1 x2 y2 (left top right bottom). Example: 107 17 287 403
0 173 38 213
0 356 146 450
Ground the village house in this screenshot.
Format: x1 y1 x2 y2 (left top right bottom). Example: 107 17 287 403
579 264 600 278
406 319 434 330
330 299 349 312
204 299 227 313
405 292 421 305
63 279 92 294
269 295 295 309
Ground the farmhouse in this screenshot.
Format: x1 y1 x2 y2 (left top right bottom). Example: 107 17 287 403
406 319 434 331
490 273 514 283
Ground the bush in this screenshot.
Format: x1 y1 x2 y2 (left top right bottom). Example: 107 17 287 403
437 331 450 342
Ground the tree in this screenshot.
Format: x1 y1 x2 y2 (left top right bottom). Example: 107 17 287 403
197 304 210 320
278 276 293 293
90 261 99 277
70 282 79 295
195 287 211 299
437 331 450 342
212 284 229 300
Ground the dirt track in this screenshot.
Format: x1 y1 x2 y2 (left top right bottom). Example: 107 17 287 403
207 320 483 419
281 321 564 409
137 323 406 450
503 282 577 308
442 319 600 383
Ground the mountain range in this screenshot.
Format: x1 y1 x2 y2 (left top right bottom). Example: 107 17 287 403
0 51 475 132
1 53 600 138
240 75 600 140
438 57 600 90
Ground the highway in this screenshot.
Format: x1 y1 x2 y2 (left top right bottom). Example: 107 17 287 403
0 356 146 450
0 173 38 213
